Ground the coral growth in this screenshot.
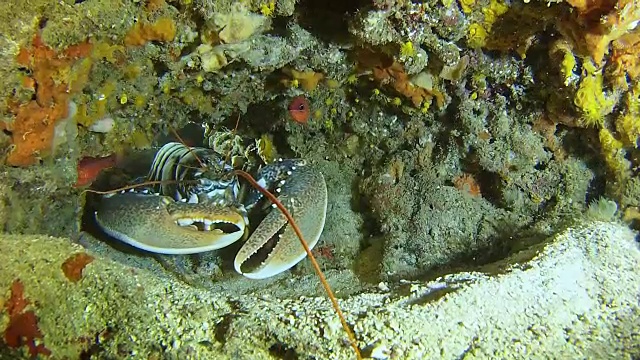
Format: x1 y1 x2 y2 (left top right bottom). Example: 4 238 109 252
615 83 640 147
560 0 640 64
573 61 617 127
2 34 92 166
453 173 482 197
282 68 325 92
610 29 640 88
357 49 444 108
124 17 176 47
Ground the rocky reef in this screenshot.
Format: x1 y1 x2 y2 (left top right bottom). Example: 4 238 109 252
0 0 639 358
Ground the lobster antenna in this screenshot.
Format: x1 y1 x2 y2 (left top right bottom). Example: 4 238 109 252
233 169 362 359
82 179 199 196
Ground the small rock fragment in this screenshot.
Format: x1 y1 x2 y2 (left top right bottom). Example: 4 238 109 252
89 117 115 133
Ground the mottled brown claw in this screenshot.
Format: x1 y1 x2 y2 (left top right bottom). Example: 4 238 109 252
95 192 246 255
234 163 328 279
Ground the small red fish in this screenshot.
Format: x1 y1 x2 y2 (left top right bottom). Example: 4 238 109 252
288 96 310 124
74 154 117 188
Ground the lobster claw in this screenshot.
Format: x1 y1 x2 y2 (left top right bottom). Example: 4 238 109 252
234 161 328 279
95 192 247 254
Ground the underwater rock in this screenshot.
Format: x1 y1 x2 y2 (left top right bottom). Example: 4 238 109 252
0 221 638 358
211 3 269 44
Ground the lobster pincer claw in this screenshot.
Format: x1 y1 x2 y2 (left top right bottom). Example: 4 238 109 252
234 161 328 279
95 191 247 254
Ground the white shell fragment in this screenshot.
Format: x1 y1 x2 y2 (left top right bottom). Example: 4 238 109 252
89 117 115 133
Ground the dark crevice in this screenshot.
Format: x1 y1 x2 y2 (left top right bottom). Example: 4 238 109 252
295 0 368 43
152 60 170 78
214 313 235 345
38 17 48 29
269 342 299 360
475 170 506 208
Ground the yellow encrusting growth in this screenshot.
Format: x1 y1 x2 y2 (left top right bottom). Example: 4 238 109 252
260 1 275 16
180 88 214 114
442 0 455 7
560 51 576 86
615 83 640 147
482 0 508 30
599 128 631 181
574 61 616 127
257 134 277 163
399 41 416 58
468 23 487 48
465 0 508 49
459 0 476 14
